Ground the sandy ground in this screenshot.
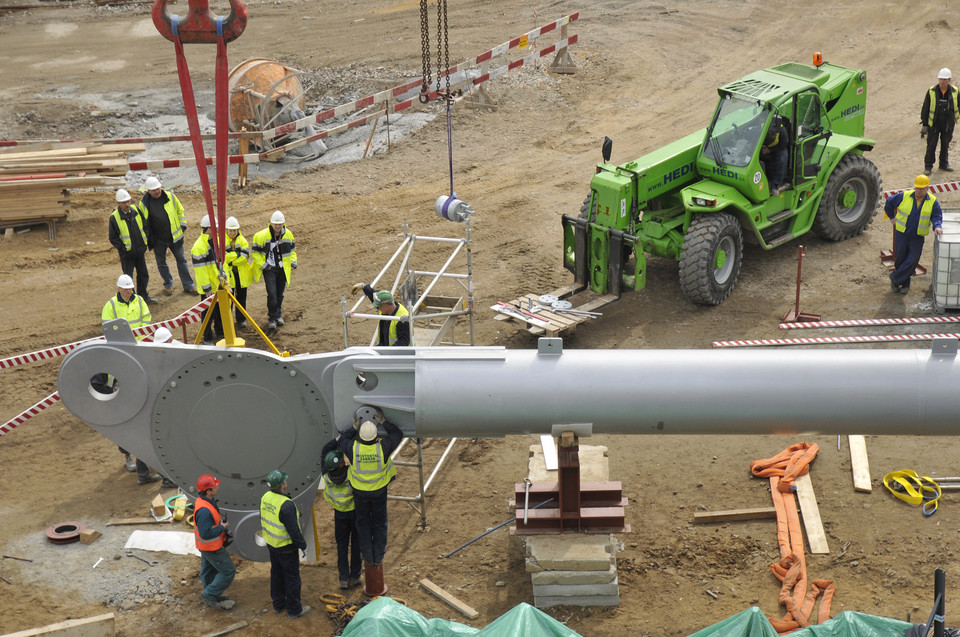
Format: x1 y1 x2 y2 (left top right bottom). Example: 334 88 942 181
4 0 960 635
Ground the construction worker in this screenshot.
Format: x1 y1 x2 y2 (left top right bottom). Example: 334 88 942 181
194 474 236 610
883 174 944 294
139 176 196 295
98 273 161 484
338 417 403 596
351 283 412 346
760 115 790 195
224 216 253 330
320 444 362 590
251 210 297 331
191 215 224 345
921 68 959 176
260 469 310 618
109 188 157 304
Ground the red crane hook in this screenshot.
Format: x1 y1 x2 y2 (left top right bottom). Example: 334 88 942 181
152 0 248 44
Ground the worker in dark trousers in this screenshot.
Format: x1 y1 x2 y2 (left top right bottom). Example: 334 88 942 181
320 442 362 590
883 174 944 294
109 189 157 304
921 67 959 175
338 417 403 596
351 283 412 346
260 469 310 618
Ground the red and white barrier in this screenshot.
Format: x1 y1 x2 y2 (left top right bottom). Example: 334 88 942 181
882 179 960 200
713 333 960 348
1 392 61 436
779 315 960 330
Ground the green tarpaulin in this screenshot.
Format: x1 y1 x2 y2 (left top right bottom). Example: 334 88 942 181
689 607 914 637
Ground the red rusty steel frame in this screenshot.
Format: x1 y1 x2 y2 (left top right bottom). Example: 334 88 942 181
152 0 247 44
782 245 821 323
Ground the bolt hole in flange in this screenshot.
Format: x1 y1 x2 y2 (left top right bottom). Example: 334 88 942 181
88 373 119 401
356 372 378 391
45 521 86 544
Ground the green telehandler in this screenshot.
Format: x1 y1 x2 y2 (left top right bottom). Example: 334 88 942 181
562 55 881 306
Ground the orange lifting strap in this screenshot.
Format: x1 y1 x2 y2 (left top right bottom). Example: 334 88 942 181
750 443 835 634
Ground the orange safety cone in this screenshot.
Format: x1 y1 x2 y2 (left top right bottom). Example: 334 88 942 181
363 562 388 597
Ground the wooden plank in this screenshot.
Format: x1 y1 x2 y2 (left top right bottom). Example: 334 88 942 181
794 473 829 554
199 621 248 637
419 578 479 619
106 517 170 526
693 507 777 524
1 612 114 637
848 435 872 492
540 434 558 470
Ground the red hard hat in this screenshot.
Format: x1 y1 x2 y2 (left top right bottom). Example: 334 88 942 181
196 474 220 491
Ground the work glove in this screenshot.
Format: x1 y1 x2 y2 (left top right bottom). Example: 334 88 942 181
921 125 929 139
291 261 297 270
180 223 187 232
202 285 212 296
351 283 365 295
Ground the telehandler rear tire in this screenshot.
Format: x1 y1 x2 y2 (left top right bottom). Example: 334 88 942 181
813 154 881 241
679 212 743 306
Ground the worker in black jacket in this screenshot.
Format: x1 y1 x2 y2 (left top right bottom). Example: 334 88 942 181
350 283 411 346
921 67 959 175
260 469 310 618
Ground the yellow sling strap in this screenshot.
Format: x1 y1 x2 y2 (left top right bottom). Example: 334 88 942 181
883 470 942 517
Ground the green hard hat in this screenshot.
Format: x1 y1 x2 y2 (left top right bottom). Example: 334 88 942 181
266 469 288 489
373 290 394 307
324 450 344 472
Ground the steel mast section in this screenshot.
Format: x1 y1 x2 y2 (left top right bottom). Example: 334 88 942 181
56 325 960 560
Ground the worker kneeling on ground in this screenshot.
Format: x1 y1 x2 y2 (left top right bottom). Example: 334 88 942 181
194 474 237 610
320 446 362 590
338 416 403 596
351 283 412 346
260 469 310 618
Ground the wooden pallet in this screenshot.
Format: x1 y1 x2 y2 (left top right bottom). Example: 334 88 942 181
492 289 617 337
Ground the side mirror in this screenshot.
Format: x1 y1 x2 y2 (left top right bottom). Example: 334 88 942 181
602 137 613 163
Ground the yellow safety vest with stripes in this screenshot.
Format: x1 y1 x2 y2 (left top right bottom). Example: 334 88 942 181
260 490 299 549
386 303 410 345
348 440 397 491
322 474 355 512
110 208 148 251
137 190 186 243
927 86 960 127
101 294 152 340
895 190 937 237
191 232 220 293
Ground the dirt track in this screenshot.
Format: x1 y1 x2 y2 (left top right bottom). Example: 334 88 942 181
4 1 960 635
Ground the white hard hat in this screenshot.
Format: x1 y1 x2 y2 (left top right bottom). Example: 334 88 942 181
939 68 952 79
144 176 162 190
117 274 135 289
270 210 286 224
359 421 379 442
115 189 131 203
200 215 211 229
152 326 173 343
226 216 240 230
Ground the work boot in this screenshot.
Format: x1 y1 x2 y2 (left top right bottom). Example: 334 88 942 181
924 167 933 176
339 580 349 590
163 286 174 296
145 296 159 305
202 595 235 610
288 605 311 619
124 454 137 473
276 317 285 327
900 285 910 295
889 273 900 293
184 287 197 295
266 320 277 330
161 477 177 489
348 576 363 587
941 164 954 172
138 473 161 486
236 321 248 331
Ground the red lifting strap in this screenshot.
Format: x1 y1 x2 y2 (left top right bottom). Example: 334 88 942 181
152 0 247 44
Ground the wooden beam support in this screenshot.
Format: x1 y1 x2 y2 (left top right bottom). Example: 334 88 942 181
794 473 829 554
848 435 872 492
419 578 479 619
693 507 778 524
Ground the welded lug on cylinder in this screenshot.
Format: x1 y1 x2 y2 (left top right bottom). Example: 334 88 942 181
152 0 248 44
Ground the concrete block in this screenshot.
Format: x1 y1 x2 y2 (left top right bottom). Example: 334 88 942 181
525 534 615 572
534 593 621 608
530 563 617 586
528 444 609 483
533 577 619 597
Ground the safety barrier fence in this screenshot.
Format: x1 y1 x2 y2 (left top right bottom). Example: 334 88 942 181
713 332 960 348
779 315 960 330
0 13 579 171
0 296 213 435
882 179 960 199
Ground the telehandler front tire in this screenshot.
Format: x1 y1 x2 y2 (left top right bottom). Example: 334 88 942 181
813 154 881 241
679 212 743 306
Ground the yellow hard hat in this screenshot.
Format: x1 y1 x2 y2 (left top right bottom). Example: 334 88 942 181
914 174 930 188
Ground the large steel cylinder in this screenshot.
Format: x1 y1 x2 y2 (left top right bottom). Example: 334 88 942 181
227 58 305 132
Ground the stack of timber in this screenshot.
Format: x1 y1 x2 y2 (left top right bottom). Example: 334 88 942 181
0 141 139 238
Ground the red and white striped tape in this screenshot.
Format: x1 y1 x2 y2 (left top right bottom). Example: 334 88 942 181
713 333 960 348
0 296 213 370
882 180 960 200
779 315 960 330
1 392 60 436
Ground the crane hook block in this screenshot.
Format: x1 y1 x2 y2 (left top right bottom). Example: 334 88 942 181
152 0 248 44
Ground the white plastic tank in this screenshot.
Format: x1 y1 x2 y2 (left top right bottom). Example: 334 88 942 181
933 211 960 311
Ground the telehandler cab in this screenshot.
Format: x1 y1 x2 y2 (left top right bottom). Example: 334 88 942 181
562 54 881 305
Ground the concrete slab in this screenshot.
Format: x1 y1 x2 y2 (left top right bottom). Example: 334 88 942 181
528 444 609 482
530 563 617 586
525 533 616 572
533 577 619 597
534 593 621 608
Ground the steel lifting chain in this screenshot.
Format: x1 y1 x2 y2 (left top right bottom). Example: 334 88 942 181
436 0 450 97
419 0 432 103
